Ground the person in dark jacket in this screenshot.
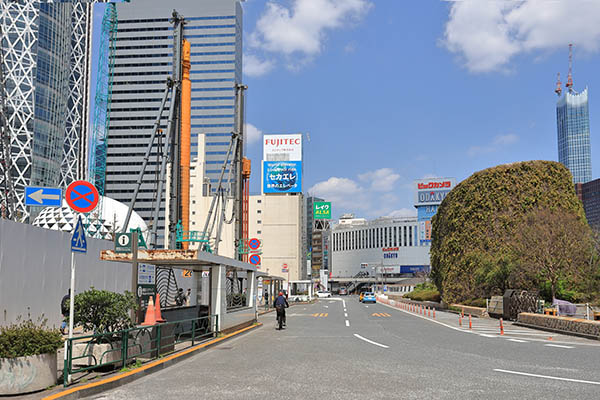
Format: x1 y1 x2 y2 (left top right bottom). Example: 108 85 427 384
60 289 70 334
273 291 289 328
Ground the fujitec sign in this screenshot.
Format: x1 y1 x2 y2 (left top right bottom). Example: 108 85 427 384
263 134 302 161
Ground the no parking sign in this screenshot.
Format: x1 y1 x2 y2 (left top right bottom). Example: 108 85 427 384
66 180 99 213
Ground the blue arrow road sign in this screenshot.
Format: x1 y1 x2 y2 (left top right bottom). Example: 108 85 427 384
71 216 87 253
24 186 62 207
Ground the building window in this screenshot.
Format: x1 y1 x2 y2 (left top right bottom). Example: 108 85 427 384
257 230 261 234
403 226 407 246
257 199 262 203
393 226 397 246
257 220 262 224
409 226 413 246
257 210 261 214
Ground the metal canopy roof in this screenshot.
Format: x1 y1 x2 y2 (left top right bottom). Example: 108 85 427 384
100 249 257 272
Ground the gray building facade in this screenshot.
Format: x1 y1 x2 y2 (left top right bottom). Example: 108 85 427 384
0 1 94 221
105 0 243 245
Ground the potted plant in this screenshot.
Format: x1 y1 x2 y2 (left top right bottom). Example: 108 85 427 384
0 318 63 395
69 288 138 367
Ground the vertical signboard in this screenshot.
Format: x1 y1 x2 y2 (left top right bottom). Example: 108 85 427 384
414 177 456 245
263 134 303 195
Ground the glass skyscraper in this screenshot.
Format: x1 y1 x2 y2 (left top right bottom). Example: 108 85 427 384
0 1 94 221
557 88 592 184
105 0 242 245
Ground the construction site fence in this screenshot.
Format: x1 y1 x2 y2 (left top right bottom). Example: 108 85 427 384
63 314 218 387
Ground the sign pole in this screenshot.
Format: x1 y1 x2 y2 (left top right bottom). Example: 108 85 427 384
68 251 75 339
131 231 139 323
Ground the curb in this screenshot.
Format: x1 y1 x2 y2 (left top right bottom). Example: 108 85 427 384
43 323 262 400
514 321 600 341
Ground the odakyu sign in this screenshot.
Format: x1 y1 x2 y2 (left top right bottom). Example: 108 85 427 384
263 134 302 161
263 161 302 193
414 177 456 206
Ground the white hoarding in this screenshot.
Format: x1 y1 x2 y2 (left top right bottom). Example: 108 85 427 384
263 134 302 161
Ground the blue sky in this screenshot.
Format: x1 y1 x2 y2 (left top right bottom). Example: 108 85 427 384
94 1 600 220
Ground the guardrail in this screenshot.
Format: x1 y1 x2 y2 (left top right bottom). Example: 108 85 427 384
63 314 218 387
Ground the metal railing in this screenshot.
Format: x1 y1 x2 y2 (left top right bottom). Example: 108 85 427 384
63 314 218 387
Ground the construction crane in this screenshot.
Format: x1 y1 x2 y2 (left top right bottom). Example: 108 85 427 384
566 43 574 93
89 3 117 230
0 22 17 220
555 73 562 97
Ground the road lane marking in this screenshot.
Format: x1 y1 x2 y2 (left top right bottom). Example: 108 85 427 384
493 369 600 386
312 313 328 317
479 334 497 338
323 305 329 308
345 320 350 327
545 344 574 349
343 300 346 308
507 339 527 343
377 299 600 347
353 334 389 349
344 313 348 317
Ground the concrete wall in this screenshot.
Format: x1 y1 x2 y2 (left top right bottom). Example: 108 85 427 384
249 194 303 282
517 312 600 339
0 219 131 327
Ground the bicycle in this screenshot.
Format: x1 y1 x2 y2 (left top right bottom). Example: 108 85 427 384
276 305 285 330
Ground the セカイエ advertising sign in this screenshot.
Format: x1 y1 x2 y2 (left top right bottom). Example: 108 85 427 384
263 161 302 193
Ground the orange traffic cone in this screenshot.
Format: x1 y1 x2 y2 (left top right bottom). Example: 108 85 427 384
155 293 165 323
142 296 157 326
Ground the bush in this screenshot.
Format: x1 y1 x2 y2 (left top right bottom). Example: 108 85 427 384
405 283 441 302
0 318 62 358
462 298 487 308
431 161 590 304
70 288 138 334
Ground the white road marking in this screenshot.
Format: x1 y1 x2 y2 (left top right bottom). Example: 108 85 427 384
494 369 600 386
323 305 329 308
344 313 348 317
376 299 600 348
353 334 389 349
365 305 369 308
344 309 347 312
345 320 350 327
507 339 528 343
479 334 497 338
545 344 574 349
342 300 346 308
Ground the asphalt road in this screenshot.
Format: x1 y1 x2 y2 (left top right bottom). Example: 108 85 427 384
88 297 600 400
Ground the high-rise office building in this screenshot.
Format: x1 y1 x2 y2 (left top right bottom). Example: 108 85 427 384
105 0 243 245
0 2 94 220
557 88 592 184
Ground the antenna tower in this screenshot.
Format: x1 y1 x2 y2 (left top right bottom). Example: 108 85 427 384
566 43 574 92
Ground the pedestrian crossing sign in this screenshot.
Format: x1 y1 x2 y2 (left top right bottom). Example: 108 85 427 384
71 216 87 253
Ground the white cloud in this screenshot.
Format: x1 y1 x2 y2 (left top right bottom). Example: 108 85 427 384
309 168 409 217
344 42 356 53
250 0 372 66
386 208 417 218
358 168 400 192
245 123 262 145
443 1 600 73
468 133 518 157
243 54 274 77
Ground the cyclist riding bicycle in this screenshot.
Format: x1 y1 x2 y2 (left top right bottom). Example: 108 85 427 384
273 291 289 330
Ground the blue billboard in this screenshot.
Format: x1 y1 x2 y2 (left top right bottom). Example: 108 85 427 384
263 161 302 193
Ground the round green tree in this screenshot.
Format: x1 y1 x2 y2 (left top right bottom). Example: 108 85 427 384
430 160 593 304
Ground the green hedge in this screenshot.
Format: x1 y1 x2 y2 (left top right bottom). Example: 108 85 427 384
0 319 62 359
405 283 441 302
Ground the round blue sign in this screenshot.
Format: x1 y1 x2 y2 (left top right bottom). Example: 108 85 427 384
249 254 261 266
248 238 260 250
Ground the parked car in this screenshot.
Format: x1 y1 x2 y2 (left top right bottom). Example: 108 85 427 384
316 291 332 298
339 287 347 296
362 292 376 303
